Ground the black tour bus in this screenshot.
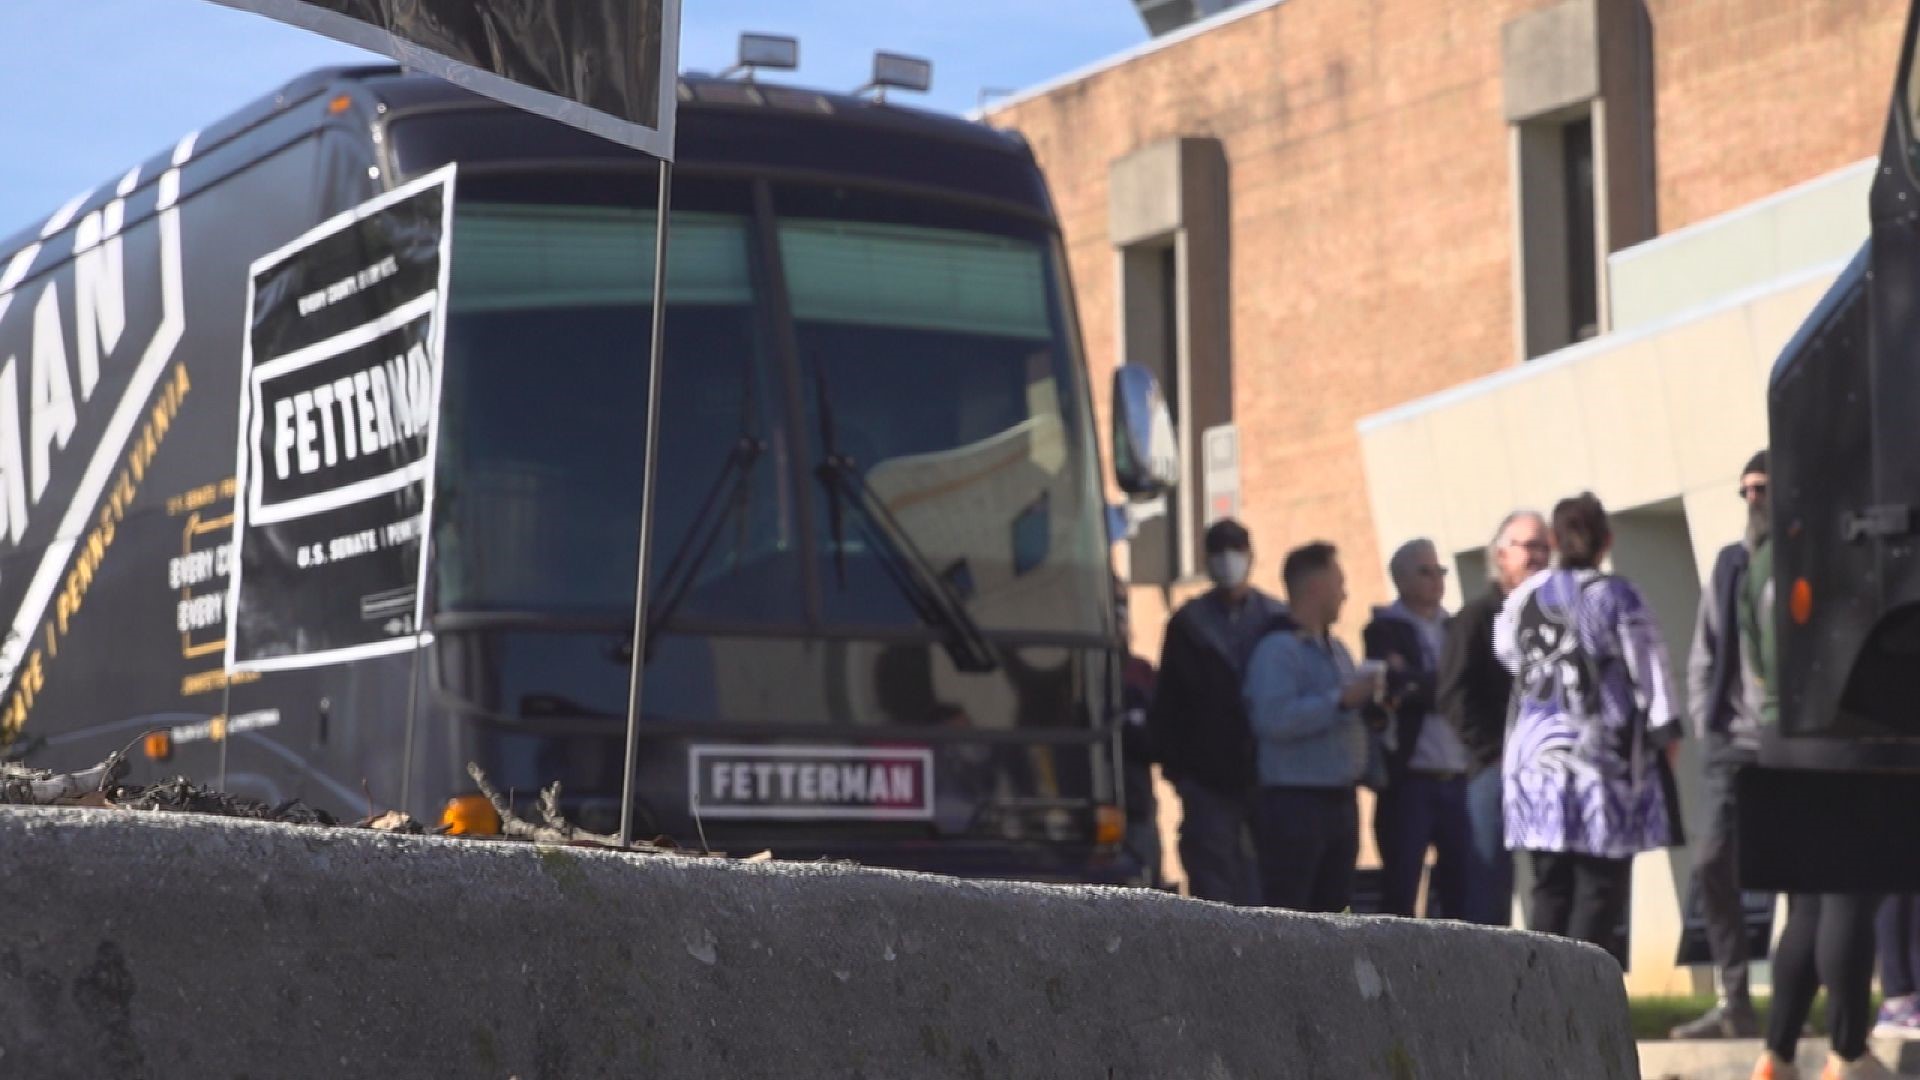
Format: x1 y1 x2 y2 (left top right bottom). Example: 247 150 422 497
0 65 1175 884
1747 0 1920 892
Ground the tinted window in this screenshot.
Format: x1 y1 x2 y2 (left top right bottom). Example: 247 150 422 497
777 184 1107 636
434 177 800 625
430 172 1108 640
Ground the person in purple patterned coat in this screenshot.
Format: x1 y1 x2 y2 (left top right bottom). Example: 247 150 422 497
1494 493 1681 966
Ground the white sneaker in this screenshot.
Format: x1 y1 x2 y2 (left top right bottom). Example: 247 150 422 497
1873 994 1920 1039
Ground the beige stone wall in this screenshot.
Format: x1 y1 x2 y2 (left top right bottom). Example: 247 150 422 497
1609 161 1872 333
1358 267 1834 579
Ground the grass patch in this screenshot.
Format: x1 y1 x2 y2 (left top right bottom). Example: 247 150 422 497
1630 996 1717 1041
1630 994 1877 1041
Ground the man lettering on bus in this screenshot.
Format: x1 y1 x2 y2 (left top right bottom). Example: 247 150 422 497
1147 519 1291 905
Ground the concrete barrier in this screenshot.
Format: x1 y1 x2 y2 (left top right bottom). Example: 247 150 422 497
0 807 1634 1078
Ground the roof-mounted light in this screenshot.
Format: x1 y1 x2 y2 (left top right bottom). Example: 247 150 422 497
856 51 932 102
718 33 799 82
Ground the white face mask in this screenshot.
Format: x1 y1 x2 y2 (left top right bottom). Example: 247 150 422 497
1207 551 1251 589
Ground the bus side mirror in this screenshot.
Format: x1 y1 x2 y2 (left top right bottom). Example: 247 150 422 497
1111 364 1179 497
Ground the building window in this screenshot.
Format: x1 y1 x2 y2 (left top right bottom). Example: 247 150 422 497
1515 105 1602 358
1108 137 1231 586
1563 114 1599 342
1120 237 1186 585
1500 0 1658 360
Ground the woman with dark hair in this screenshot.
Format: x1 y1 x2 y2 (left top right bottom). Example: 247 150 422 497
1494 492 1680 965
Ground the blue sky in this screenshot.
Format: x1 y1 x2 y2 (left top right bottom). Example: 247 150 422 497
0 1 1145 237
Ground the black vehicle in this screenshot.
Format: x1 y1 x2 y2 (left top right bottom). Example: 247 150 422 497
0 66 1177 884
1746 1 1920 891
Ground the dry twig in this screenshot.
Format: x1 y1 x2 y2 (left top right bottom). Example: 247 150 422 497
465 761 691 854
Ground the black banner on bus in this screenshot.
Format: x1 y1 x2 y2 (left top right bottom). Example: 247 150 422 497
225 166 454 673
203 0 680 159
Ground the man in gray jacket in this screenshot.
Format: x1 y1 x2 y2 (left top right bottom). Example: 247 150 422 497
1672 450 1770 1039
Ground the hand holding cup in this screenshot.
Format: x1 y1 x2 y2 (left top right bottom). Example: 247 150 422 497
1341 660 1387 709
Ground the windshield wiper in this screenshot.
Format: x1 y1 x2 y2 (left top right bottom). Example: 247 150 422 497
810 361 998 674
631 433 765 661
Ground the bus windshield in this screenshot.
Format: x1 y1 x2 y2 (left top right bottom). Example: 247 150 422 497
433 172 1109 640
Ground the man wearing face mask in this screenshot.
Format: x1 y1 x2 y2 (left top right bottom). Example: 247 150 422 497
1147 519 1293 904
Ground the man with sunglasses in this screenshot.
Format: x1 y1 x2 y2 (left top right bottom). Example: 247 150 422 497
1364 538 1474 918
1672 449 1772 1040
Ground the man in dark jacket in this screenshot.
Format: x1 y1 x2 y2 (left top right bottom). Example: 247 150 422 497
1365 538 1471 918
1147 518 1291 904
1437 509 1549 925
1670 450 1770 1040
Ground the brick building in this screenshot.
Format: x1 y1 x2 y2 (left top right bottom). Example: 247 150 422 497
987 0 1902 642
985 0 1909 993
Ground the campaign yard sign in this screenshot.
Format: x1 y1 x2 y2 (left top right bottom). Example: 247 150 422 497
203 0 680 159
225 166 454 672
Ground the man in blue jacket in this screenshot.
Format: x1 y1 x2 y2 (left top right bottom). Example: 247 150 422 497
1244 541 1377 912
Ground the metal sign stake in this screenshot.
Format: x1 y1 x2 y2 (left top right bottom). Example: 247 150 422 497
619 158 673 849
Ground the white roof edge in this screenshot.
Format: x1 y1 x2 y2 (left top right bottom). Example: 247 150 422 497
1608 158 1875 269
970 0 1290 121
1356 255 1852 436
